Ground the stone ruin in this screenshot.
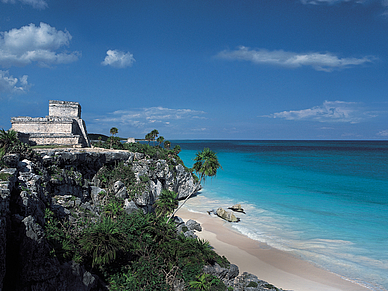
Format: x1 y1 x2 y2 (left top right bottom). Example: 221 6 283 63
11 100 91 147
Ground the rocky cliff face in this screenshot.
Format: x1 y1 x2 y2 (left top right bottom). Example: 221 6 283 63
0 149 200 291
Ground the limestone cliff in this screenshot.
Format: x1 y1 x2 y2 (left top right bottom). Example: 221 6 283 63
0 149 200 291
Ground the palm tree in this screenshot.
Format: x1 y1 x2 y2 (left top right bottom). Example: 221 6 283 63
145 133 152 144
109 127 119 149
156 136 164 147
110 127 118 136
164 140 171 150
150 129 159 146
173 145 181 155
167 148 222 223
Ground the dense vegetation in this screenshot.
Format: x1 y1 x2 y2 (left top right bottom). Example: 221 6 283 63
92 129 195 182
0 129 34 166
44 184 229 290
1 128 230 290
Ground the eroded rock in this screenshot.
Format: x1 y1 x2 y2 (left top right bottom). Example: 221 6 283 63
216 207 240 222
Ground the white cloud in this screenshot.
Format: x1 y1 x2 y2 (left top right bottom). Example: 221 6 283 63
1 0 48 9
264 101 375 123
301 0 388 15
0 22 80 67
101 50 135 68
217 46 375 72
96 106 206 127
377 130 388 136
300 0 353 4
0 70 29 94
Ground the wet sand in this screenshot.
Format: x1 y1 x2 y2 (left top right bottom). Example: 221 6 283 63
178 207 370 291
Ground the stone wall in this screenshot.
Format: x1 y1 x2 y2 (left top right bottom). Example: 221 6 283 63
11 100 90 148
49 100 81 118
11 117 75 134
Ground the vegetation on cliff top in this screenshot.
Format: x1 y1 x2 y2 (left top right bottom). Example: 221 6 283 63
1 128 231 290
0 128 34 165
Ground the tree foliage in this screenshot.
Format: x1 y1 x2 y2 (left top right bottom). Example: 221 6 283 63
154 189 178 218
167 148 222 223
0 129 34 163
157 136 165 147
110 127 118 136
79 217 128 268
193 148 222 182
45 193 229 290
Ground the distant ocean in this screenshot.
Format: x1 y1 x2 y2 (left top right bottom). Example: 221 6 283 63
171 140 388 291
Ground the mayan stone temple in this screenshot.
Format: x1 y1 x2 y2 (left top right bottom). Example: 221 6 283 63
11 100 91 147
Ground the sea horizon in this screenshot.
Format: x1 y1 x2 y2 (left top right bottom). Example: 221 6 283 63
172 140 388 291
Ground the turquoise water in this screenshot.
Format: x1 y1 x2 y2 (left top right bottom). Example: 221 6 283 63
172 140 388 291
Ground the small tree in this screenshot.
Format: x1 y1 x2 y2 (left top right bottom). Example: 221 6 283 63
156 136 165 147
154 190 178 218
110 127 118 136
145 133 152 144
150 129 159 146
164 140 171 150
167 148 221 223
173 145 181 155
109 127 119 149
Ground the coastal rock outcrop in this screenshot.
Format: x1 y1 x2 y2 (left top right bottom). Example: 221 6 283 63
203 262 240 281
228 203 246 214
231 272 284 291
175 217 203 239
216 207 240 222
0 147 286 291
0 148 200 290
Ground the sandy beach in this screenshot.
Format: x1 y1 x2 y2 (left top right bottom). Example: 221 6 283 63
177 207 370 291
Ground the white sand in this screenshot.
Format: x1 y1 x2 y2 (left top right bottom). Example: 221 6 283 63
178 207 370 291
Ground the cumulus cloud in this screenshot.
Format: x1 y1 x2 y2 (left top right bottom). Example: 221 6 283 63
0 22 80 67
101 50 135 68
1 0 48 9
217 46 375 72
0 70 29 94
96 106 206 127
263 101 375 123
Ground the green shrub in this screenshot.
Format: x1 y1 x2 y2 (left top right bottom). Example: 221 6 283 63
44 188 230 290
139 175 150 183
44 208 78 263
154 189 178 218
96 162 136 190
80 217 128 268
189 273 226 291
247 281 258 287
0 172 11 181
104 198 124 218
263 283 279 290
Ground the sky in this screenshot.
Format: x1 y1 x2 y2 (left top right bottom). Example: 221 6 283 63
1 0 388 140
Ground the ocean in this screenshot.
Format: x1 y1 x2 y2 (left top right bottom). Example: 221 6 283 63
171 140 388 291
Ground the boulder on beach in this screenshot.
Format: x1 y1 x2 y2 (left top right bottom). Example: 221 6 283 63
216 207 240 222
228 203 246 214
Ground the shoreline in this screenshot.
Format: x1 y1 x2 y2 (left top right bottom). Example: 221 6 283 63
178 207 370 291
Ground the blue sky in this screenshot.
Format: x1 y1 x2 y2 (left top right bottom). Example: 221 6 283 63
1 0 388 140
